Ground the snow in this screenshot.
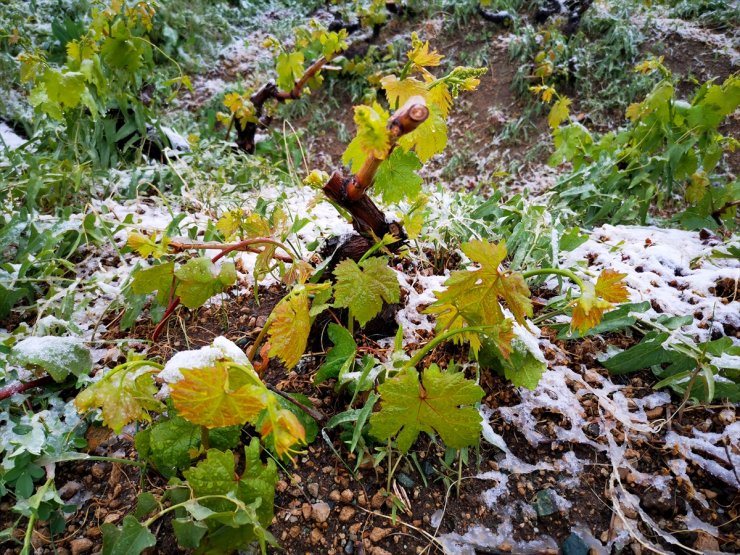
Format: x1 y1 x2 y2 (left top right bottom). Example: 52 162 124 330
0 122 25 151
557 224 740 343
158 336 249 387
12 335 85 367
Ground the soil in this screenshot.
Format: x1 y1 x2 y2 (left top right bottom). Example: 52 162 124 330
2 4 739 555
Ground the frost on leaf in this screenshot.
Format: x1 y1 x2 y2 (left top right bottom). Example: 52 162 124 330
333 257 400 326
268 288 311 369
75 367 163 433
170 361 266 429
369 365 484 453
11 336 92 382
174 257 237 309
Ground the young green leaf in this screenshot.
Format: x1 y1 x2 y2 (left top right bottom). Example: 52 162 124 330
397 105 447 162
342 103 391 172
101 515 156 555
334 257 400 326
369 365 484 453
314 323 357 385
174 257 237 309
374 148 423 204
276 51 304 91
131 262 175 305
548 96 571 128
134 414 201 478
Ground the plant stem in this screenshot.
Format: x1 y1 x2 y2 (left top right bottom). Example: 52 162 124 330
247 314 274 361
201 426 210 451
403 325 500 371
20 511 36 555
521 267 586 290
266 384 326 424
456 451 463 498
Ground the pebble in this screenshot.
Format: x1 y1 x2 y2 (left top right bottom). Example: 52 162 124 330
357 491 367 506
69 538 93 555
340 489 354 503
310 528 324 545
344 540 354 554
289 525 301 539
307 483 320 498
561 533 589 555
370 491 385 509
275 480 288 493
311 502 331 523
339 506 356 522
329 490 342 502
58 481 82 500
91 464 106 479
693 531 719 551
370 547 392 555
302 503 312 520
369 527 391 543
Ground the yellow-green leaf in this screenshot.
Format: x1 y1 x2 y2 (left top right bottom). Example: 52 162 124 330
268 288 311 369
369 365 483 453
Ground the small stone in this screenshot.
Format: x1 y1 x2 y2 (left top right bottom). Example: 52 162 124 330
369 527 391 543
329 490 342 502
562 533 589 555
344 540 355 554
58 481 82 500
275 480 288 493
371 547 392 555
693 531 719 551
339 506 356 522
91 463 106 479
499 542 512 552
533 489 558 517
70 538 93 555
103 513 122 524
340 489 354 503
312 502 331 523
289 525 301 539
357 491 367 506
307 483 320 498
371 491 385 509
302 503 312 520
310 528 324 545
396 472 415 488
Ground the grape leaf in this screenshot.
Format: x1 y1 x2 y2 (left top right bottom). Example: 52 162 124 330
374 148 423 203
342 103 390 172
548 97 571 128
369 365 484 453
381 75 427 110
131 262 175 305
238 438 279 527
334 257 400 326
594 269 629 303
174 257 237 309
11 336 92 382
101 515 156 555
426 241 532 342
75 367 163 433
170 361 266 428
398 105 447 162
268 288 311 369
407 36 444 68
570 282 613 334
127 232 170 259
276 51 304 92
135 414 200 478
